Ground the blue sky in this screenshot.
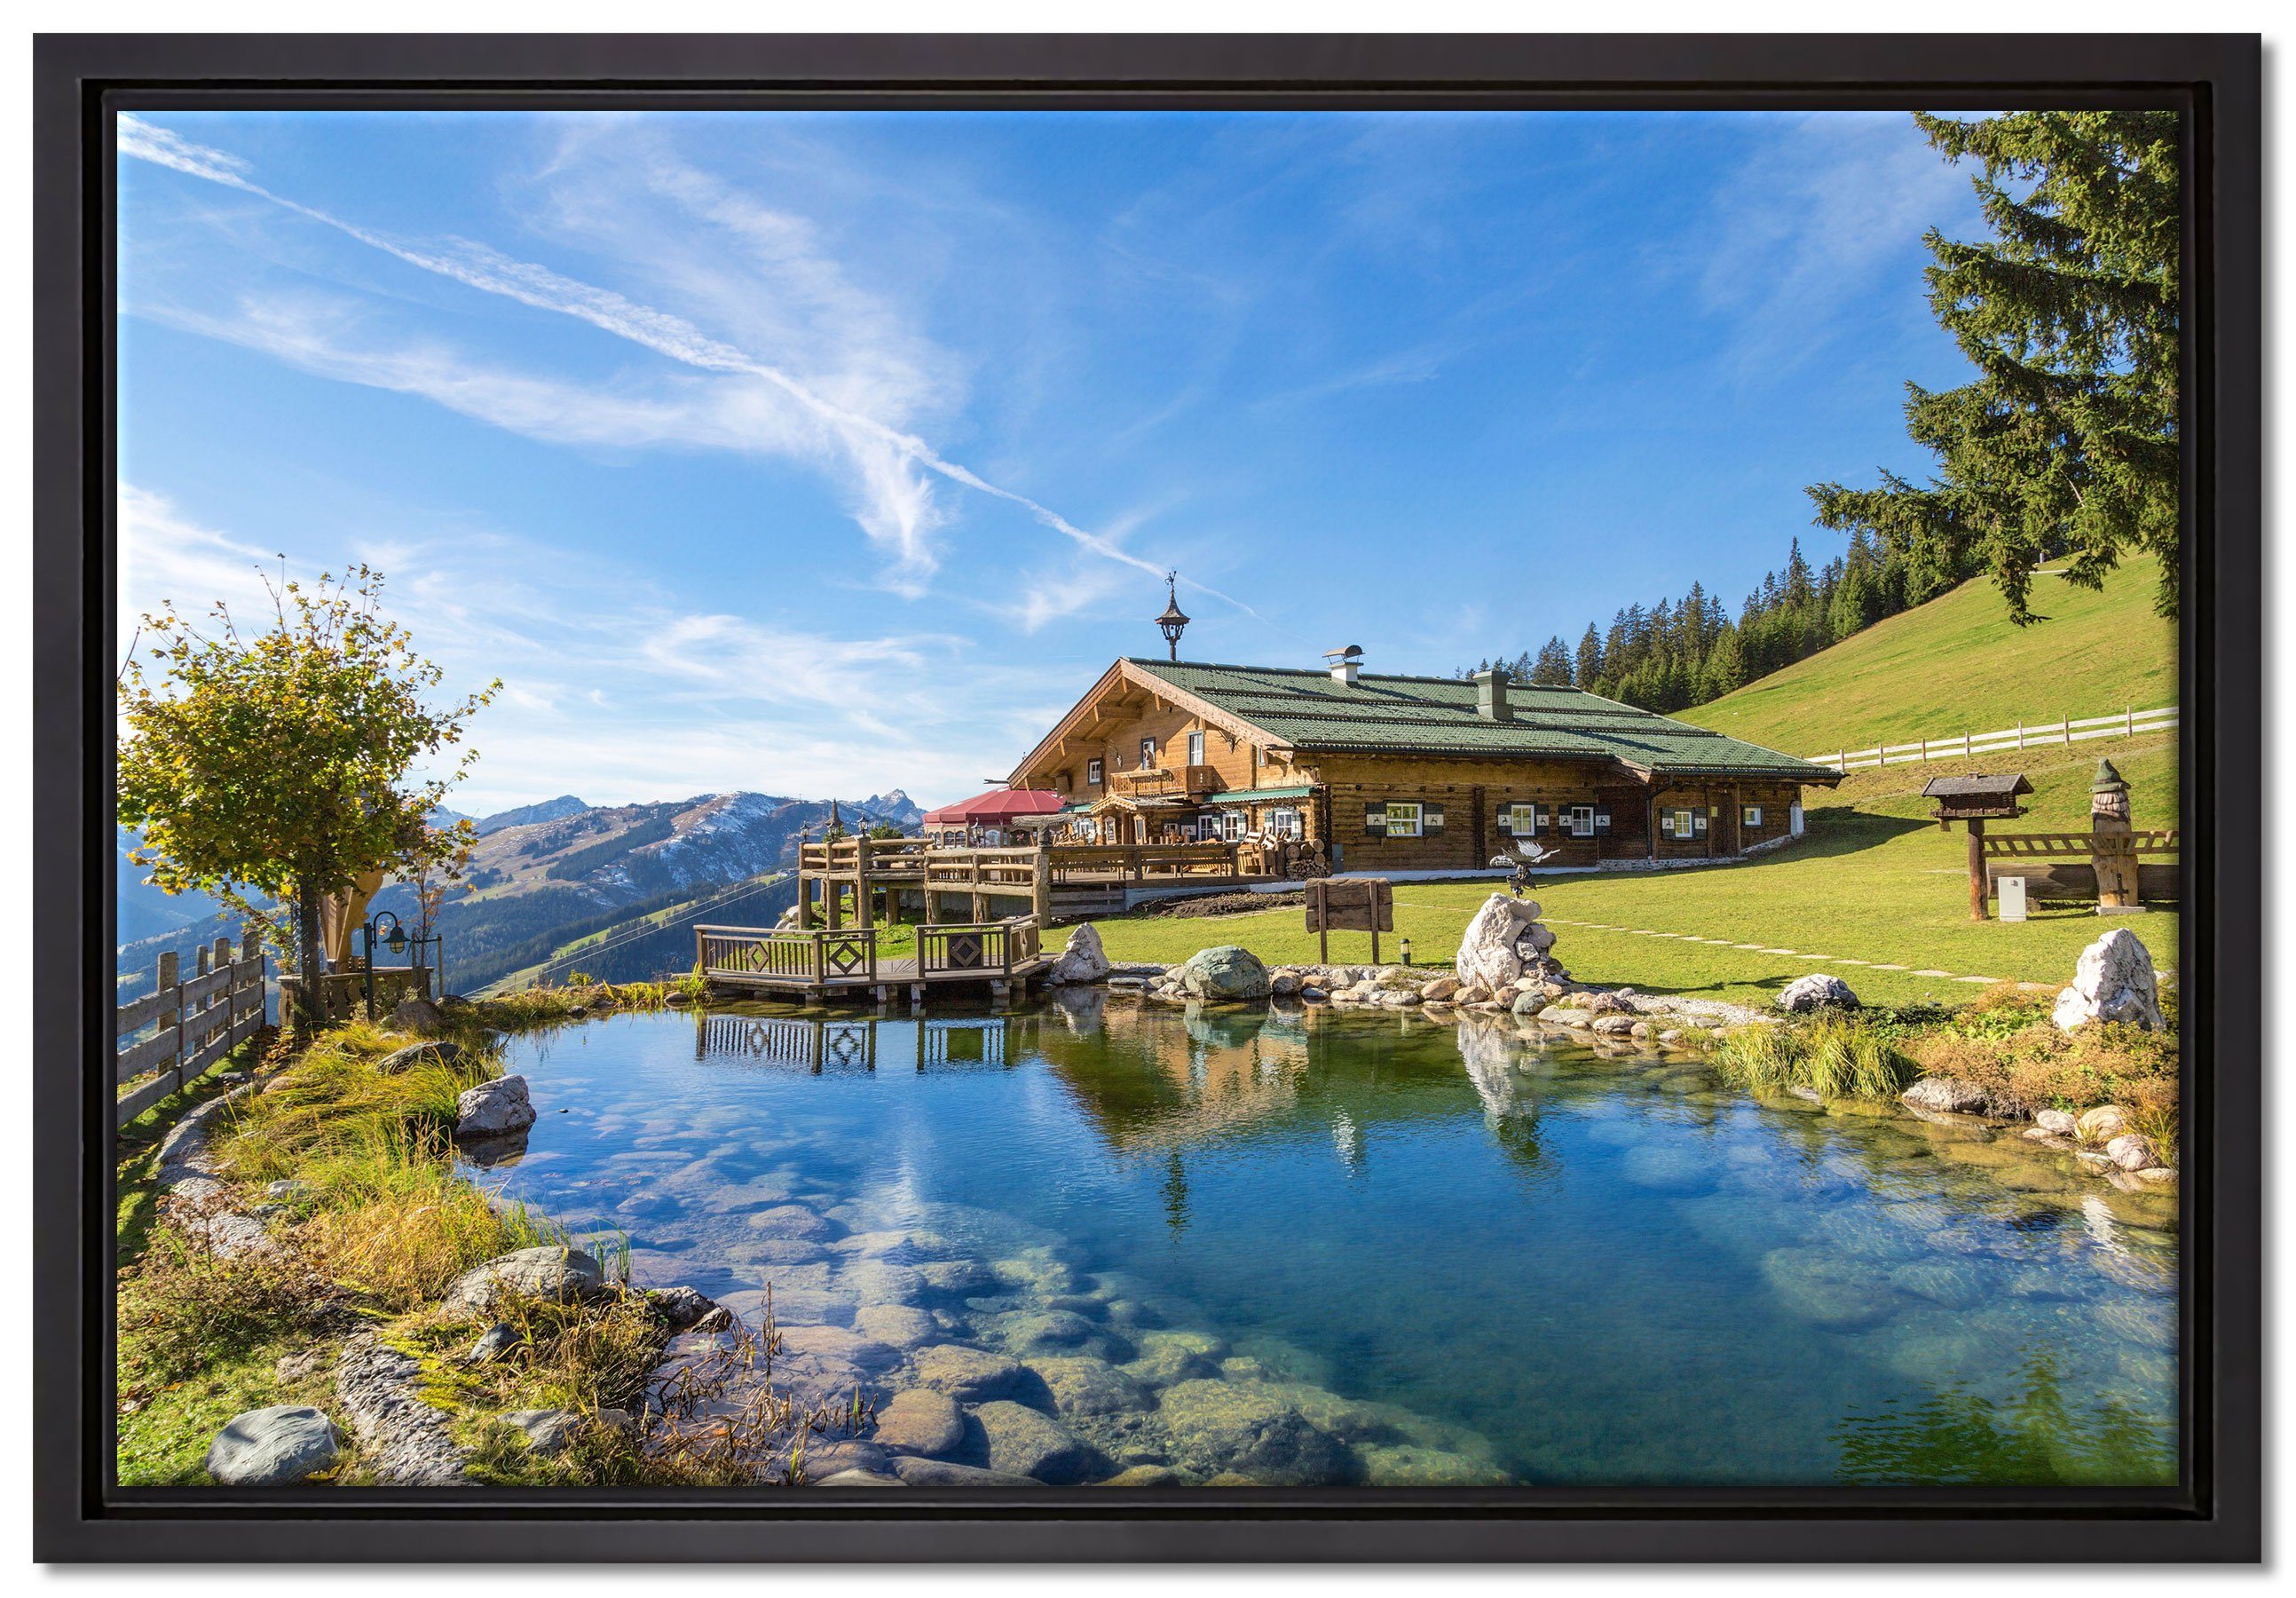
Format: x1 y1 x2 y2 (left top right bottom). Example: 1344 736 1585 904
117 108 1985 813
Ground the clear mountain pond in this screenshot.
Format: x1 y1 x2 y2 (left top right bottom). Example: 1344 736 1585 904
468 993 2178 1486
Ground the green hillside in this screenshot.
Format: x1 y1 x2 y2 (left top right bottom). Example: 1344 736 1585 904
1677 563 2177 758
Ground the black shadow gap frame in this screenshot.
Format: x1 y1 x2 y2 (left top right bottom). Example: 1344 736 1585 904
33 30 2262 1564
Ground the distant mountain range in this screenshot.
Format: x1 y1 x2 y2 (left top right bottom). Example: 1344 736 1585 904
114 788 925 999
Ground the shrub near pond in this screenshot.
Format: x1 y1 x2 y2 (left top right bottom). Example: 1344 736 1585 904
1892 985 2180 1147
1712 1016 1916 1103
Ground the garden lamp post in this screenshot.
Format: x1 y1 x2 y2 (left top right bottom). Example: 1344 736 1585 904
359 908 409 1020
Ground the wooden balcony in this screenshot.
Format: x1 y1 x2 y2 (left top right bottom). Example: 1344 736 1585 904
1108 763 1219 798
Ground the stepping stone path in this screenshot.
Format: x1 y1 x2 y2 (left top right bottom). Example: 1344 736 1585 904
1540 917 2029 990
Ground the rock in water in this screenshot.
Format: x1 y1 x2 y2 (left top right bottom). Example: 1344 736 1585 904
206 1405 343 1486
1156 1380 1360 1485
441 1246 608 1317
646 1285 723 1330
1047 923 1112 985
1455 895 1537 991
1777 972 1860 1014
1900 1075 1992 1115
909 1343 1035 1404
871 1388 967 1458
2105 1133 2159 1172
454 1075 536 1138
970 1399 1109 1483
1174 945 1271 1001
2051 929 2165 1032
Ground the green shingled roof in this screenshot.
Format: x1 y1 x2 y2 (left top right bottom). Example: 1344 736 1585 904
1127 659 1840 784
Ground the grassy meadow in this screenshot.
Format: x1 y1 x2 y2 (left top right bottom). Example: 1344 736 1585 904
1677 563 2177 757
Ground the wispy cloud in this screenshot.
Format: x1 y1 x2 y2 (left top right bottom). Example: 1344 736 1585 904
115 482 1037 810
1685 113 1975 379
119 114 1260 618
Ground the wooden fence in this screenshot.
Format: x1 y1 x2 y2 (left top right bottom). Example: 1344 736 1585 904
115 930 268 1128
1809 705 2178 773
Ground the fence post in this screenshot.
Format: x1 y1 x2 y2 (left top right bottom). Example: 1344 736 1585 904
1964 730 1971 757
2016 720 2024 750
2063 714 2071 748
155 950 179 1091
188 945 213 1096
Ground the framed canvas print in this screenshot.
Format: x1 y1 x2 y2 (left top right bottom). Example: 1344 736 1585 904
32 31 2260 1563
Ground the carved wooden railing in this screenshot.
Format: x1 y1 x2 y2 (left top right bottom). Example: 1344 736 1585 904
1981 829 2180 859
799 837 933 877
917 916 1040 978
923 845 1042 894
1109 763 1219 797
694 924 880 985
1044 842 1240 884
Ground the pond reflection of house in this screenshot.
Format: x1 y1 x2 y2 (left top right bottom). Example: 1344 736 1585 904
1031 1001 1527 1173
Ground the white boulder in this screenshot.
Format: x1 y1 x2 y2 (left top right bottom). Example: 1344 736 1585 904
454 1074 536 1139
1456 895 1543 991
1046 923 1112 985
1777 973 1860 1014
2051 930 2164 1032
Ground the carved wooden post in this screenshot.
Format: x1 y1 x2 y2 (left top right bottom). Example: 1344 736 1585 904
1032 846 1052 928
2090 759 2138 911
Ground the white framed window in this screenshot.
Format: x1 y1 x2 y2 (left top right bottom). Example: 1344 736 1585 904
1221 811 1244 842
1569 804 1597 838
1187 730 1204 765
1742 804 1764 828
1268 808 1301 840
1504 803 1540 835
1086 758 1103 787
1383 802 1424 838
1666 807 1703 837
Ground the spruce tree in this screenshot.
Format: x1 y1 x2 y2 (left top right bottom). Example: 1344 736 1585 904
1808 110 2180 622
1574 624 1604 688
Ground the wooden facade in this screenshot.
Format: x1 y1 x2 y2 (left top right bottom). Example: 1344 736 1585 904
1008 658 1834 872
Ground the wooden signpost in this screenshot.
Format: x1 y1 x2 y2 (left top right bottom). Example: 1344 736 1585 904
1306 877 1394 963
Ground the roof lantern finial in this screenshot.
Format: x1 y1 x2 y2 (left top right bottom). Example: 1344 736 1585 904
1156 572 1191 661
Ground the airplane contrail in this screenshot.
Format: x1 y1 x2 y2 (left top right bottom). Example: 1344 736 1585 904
118 115 1266 619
